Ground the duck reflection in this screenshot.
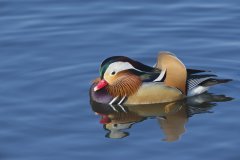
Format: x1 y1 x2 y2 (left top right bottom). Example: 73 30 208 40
90 92 233 141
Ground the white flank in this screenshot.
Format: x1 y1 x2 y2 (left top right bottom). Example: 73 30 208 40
188 86 209 96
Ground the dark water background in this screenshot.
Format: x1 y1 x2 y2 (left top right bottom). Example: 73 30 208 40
0 0 240 159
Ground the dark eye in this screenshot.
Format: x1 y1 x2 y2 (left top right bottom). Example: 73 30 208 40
111 71 116 75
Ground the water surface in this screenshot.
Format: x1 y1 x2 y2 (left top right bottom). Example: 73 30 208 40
0 0 240 160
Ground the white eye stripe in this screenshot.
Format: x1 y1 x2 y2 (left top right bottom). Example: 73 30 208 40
105 62 142 75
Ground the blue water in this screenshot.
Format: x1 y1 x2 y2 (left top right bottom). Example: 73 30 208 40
0 0 240 159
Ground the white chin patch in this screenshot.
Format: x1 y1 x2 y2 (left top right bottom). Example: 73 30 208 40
188 86 209 96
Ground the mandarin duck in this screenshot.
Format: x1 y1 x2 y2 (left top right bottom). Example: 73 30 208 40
90 52 231 105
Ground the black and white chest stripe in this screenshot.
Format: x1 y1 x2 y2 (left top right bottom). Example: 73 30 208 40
109 96 127 105
108 96 127 112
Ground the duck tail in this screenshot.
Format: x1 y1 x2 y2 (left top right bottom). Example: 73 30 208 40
187 69 210 74
200 78 232 87
187 71 232 96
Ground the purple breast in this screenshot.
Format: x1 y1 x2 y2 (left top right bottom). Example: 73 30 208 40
89 84 113 104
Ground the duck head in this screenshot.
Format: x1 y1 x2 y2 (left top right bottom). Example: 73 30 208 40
94 56 162 98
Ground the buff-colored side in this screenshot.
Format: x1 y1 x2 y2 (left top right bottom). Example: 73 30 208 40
125 83 185 104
